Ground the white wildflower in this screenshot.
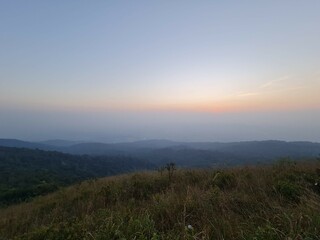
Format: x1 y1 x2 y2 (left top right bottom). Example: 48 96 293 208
187 224 193 230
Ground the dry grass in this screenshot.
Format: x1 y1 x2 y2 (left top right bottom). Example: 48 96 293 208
1 160 320 239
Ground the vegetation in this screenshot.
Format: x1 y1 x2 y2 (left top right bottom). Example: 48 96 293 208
2 139 320 168
0 147 154 206
1 159 320 239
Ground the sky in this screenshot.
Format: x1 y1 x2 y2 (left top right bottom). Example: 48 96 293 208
0 1 320 142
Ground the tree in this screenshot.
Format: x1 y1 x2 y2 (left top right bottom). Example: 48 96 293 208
165 162 176 181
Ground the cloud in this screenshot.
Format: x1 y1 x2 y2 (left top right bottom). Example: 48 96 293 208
236 92 260 97
234 75 292 98
260 75 291 89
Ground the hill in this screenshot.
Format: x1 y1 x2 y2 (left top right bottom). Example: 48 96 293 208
1 139 320 167
1 160 320 239
0 146 154 206
37 139 84 147
0 139 53 150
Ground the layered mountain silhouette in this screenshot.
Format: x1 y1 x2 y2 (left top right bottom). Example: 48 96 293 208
1 138 319 167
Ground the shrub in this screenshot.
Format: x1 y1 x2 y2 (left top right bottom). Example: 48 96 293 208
251 224 282 240
275 180 301 202
212 171 237 190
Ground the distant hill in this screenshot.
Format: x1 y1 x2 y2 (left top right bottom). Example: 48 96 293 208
59 139 185 155
0 139 53 150
1 139 319 167
0 146 155 205
37 139 84 147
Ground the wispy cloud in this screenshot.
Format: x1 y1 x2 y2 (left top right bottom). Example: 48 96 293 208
236 92 260 97
234 75 292 99
260 75 291 89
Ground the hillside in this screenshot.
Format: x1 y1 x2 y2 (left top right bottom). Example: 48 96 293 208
1 139 320 168
1 160 320 239
0 147 154 206
0 139 53 150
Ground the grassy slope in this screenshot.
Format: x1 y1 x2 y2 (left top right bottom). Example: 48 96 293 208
1 160 320 240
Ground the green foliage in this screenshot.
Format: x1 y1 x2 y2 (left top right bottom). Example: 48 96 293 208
0 146 154 206
212 171 237 190
251 224 281 240
123 174 170 201
93 212 159 240
275 180 301 202
303 171 320 195
18 221 87 240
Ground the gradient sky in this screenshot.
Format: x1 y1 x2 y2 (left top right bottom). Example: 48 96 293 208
1 1 320 142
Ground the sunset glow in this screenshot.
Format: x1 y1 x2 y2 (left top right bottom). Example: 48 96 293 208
1 1 320 141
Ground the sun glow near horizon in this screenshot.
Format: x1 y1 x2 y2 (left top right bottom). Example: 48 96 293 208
1 1 320 141
2 72 319 114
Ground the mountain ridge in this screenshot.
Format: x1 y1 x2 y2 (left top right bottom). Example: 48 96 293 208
1 138 319 162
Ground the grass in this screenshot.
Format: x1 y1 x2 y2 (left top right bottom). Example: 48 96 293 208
1 159 320 239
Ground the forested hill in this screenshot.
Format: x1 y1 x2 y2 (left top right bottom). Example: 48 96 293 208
0 146 155 206
1 139 320 167
43 140 320 160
